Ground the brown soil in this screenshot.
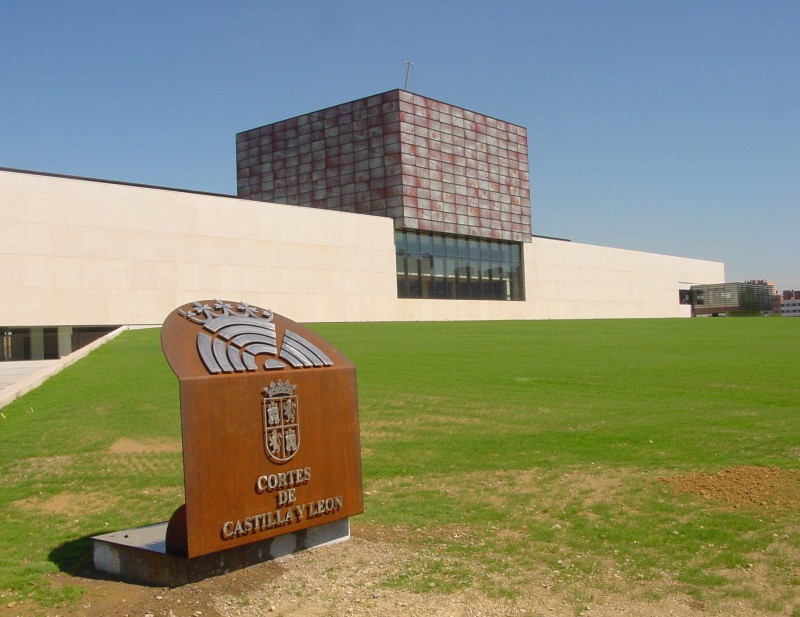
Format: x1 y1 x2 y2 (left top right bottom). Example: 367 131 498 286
2 466 798 617
107 439 181 455
12 492 118 517
660 465 800 509
0 530 712 617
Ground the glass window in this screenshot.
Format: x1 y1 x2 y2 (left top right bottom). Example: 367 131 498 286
510 266 523 301
407 257 421 298
470 265 481 298
433 234 446 257
455 256 469 279
457 237 470 257
419 232 434 257
394 230 407 254
433 261 447 298
445 236 457 257
407 231 421 256
419 255 433 299
397 274 407 297
445 256 457 277
395 231 524 301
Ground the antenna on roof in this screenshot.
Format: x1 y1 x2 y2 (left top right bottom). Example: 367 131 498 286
403 60 414 91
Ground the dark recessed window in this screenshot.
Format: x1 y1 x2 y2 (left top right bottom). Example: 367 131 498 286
395 231 525 301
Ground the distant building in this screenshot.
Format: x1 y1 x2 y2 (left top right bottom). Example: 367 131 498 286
690 282 773 316
780 297 800 317
744 279 776 295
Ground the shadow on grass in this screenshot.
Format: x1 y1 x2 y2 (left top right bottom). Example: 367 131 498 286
48 532 112 580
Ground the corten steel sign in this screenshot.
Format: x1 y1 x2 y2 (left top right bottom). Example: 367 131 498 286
161 300 363 558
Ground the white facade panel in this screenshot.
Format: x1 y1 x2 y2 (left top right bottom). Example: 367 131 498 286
1 169 724 326
781 300 800 316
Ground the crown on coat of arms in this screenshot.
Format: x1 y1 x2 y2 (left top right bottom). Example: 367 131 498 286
264 379 297 398
179 299 273 324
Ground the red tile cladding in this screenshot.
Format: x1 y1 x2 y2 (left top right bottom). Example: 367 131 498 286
236 89 531 241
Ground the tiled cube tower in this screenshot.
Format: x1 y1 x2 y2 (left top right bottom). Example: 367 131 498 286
236 89 531 242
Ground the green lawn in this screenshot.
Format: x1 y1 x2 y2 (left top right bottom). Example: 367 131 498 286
1 318 798 612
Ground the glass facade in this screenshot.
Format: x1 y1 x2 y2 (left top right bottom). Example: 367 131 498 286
395 230 524 301
690 283 772 315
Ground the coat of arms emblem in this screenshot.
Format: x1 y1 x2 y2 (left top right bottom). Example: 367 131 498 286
262 380 300 463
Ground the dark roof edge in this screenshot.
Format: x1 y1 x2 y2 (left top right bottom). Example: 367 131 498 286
532 234 571 242
0 166 236 199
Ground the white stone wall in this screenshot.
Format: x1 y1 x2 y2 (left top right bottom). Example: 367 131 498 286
1 169 724 325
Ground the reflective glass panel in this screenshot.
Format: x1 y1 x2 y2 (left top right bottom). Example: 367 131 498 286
394 231 524 301
407 231 421 255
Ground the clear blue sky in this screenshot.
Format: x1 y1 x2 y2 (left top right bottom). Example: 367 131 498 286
2 1 798 290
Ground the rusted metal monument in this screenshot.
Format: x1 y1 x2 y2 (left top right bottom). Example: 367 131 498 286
93 300 363 585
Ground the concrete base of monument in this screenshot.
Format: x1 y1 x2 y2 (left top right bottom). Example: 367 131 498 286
92 518 350 587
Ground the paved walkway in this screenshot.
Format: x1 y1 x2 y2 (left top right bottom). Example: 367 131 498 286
0 360 60 390
0 327 130 409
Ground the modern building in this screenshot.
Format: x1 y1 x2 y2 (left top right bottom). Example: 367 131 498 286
236 90 532 302
690 282 773 316
780 298 800 317
777 290 800 316
1 90 725 361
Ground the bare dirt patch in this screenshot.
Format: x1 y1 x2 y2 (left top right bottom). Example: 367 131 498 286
5 467 800 617
1 455 74 485
107 438 181 455
661 466 800 510
5 523 764 617
1 515 795 617
12 492 118 518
